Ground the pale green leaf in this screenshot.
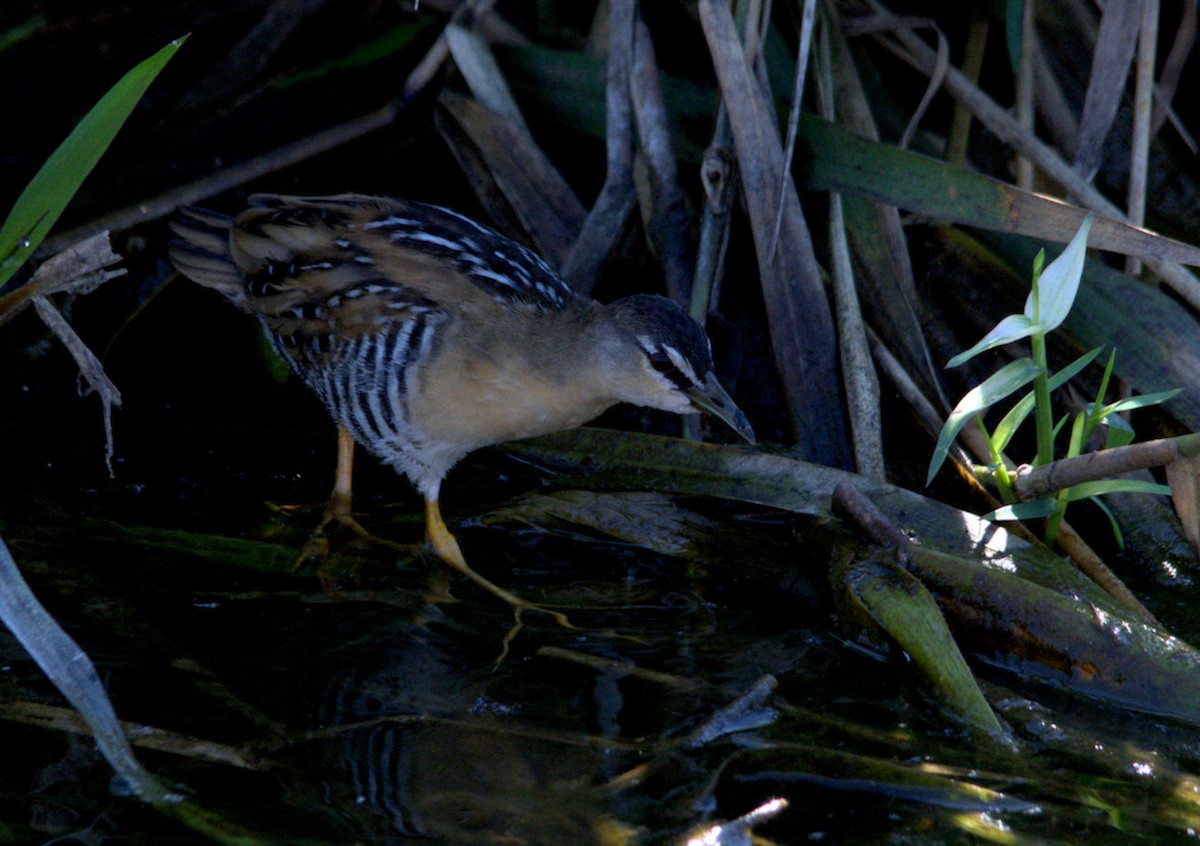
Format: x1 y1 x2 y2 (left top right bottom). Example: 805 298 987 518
946 314 1041 368
1028 212 1093 331
1101 388 1183 416
987 498 1058 521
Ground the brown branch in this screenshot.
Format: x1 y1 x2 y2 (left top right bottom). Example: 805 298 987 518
0 231 123 327
1013 434 1200 501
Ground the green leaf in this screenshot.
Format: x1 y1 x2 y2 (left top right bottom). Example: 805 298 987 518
991 347 1104 453
1101 388 1183 416
1030 212 1093 331
946 314 1041 368
946 240 1099 374
928 358 1043 485
835 558 1006 738
1094 409 1134 435
991 391 1037 455
0 14 44 55
1062 480 1173 501
987 498 1059 521
0 36 186 289
499 45 1200 268
1105 424 1135 450
1089 495 1126 549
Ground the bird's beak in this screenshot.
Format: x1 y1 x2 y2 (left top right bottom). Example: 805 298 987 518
687 372 756 445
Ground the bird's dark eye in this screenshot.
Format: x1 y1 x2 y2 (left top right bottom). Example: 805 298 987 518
648 349 674 373
647 347 693 390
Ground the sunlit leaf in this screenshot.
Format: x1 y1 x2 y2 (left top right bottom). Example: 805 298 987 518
928 358 1043 485
986 498 1058 520
991 391 1037 456
1101 389 1183 417
946 314 1041 368
836 558 1006 738
1027 212 1093 331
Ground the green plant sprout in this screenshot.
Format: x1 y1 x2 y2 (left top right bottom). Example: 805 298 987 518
928 213 1180 545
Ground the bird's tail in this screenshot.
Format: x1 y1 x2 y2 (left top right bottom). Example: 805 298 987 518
168 207 245 303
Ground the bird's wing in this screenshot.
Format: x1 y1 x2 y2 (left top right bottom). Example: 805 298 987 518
220 193 574 338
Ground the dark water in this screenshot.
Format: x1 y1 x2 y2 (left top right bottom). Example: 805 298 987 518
5 409 1200 845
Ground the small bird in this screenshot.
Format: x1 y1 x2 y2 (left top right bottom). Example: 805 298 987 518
169 193 754 615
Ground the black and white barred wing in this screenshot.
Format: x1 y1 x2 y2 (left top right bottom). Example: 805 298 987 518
241 193 576 319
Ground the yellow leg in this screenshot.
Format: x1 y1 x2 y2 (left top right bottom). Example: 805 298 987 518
424 494 575 639
327 426 356 522
294 426 386 573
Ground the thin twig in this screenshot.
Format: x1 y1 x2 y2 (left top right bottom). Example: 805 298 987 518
767 0 816 263
1150 0 1196 144
32 296 123 475
0 231 123 327
630 16 694 306
1 700 266 771
1126 0 1158 276
817 27 883 479
42 102 400 255
841 13 947 150
686 675 777 748
1014 0 1035 189
1014 433 1200 500
562 0 636 295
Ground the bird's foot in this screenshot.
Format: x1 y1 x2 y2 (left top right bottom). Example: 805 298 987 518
281 494 410 592
424 509 575 662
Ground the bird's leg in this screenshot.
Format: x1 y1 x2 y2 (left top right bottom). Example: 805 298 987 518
423 492 575 642
326 425 356 523
295 426 400 573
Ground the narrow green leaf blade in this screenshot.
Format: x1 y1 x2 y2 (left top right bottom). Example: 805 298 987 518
992 390 1037 455
0 35 186 288
992 347 1104 453
1102 388 1183 416
928 358 1043 485
1063 480 1173 501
